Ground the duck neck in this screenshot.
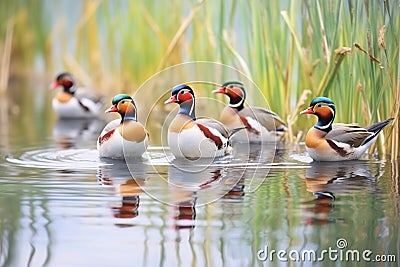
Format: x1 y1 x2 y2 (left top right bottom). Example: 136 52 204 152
314 113 335 133
64 84 76 95
228 93 245 111
179 100 196 120
229 100 244 111
121 109 137 123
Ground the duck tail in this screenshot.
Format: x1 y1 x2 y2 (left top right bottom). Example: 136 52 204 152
361 118 394 146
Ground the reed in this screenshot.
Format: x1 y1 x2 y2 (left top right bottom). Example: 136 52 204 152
0 18 13 95
238 0 399 158
1 0 399 157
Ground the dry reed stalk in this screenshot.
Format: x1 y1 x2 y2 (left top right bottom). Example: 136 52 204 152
316 47 351 96
0 19 14 95
286 89 312 142
157 0 205 71
140 4 169 47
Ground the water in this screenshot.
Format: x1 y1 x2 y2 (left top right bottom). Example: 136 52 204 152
0 114 398 267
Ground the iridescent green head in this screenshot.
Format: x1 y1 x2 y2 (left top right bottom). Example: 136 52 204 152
222 81 244 90
112 94 132 105
309 96 334 107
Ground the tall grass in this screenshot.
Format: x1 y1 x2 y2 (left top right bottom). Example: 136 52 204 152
1 0 399 158
236 0 399 158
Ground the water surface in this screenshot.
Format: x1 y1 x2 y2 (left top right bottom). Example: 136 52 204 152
0 115 399 267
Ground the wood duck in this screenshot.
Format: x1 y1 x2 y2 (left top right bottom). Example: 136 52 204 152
97 94 149 159
212 81 286 143
164 84 231 159
49 72 104 118
300 96 393 161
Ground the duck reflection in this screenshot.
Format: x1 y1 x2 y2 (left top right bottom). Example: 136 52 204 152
228 142 283 195
97 159 147 223
53 118 104 148
303 161 377 225
222 176 245 201
305 161 377 193
168 161 232 230
232 142 282 163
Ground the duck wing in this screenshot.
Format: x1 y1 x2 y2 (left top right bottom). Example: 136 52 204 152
239 107 286 131
75 87 105 104
196 118 229 139
326 123 373 147
100 119 120 136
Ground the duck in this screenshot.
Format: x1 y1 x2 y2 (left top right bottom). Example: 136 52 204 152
300 96 393 161
212 81 286 143
97 94 149 159
49 72 104 118
164 84 231 159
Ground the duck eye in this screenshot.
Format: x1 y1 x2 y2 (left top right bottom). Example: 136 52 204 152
229 85 234 88
317 104 322 108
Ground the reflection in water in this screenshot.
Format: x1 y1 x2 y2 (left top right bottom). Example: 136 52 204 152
230 142 280 194
305 161 378 193
53 118 104 148
303 191 336 225
223 176 245 201
0 97 10 154
232 142 280 163
97 159 147 226
1 137 399 266
167 164 221 230
302 161 378 225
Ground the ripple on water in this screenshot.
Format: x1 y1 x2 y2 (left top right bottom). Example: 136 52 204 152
4 147 181 174
5 146 309 172
6 148 105 170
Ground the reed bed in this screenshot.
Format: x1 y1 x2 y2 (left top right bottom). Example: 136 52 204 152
0 0 399 158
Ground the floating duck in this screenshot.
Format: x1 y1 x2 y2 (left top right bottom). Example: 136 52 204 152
97 94 149 159
164 84 231 158
49 72 104 118
300 96 393 161
212 81 286 143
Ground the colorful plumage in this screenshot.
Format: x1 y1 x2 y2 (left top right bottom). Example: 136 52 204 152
97 94 149 159
300 96 393 161
49 72 104 118
212 81 286 143
164 84 231 159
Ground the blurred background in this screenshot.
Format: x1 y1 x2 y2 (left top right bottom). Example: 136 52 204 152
0 0 398 157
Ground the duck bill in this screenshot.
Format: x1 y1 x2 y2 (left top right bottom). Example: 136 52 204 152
105 105 118 113
164 95 177 104
49 81 59 90
300 106 314 115
211 87 226 94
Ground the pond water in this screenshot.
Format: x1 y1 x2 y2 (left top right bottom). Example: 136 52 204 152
0 111 399 267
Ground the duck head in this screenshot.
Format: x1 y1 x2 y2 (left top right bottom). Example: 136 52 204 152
49 72 76 94
164 84 196 119
212 81 246 111
300 96 336 132
106 94 137 122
